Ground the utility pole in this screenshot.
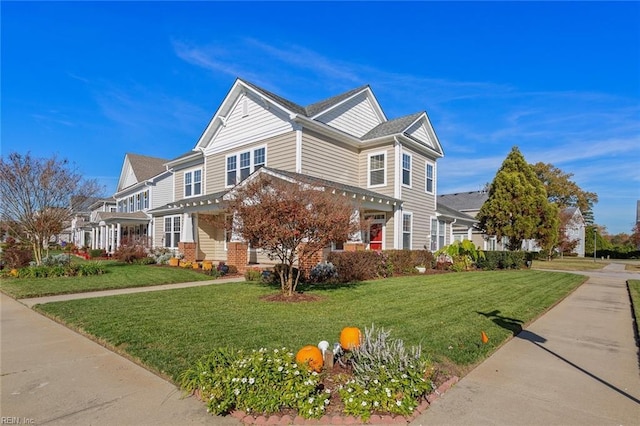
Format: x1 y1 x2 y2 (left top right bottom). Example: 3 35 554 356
593 228 597 262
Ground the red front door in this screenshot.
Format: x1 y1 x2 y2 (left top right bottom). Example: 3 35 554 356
369 223 382 251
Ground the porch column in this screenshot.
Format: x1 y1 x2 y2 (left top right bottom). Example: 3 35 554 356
110 224 116 253
116 223 121 249
182 213 194 243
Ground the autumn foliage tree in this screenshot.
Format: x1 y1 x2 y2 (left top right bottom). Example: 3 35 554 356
225 173 361 297
531 162 598 224
477 146 559 251
0 152 102 265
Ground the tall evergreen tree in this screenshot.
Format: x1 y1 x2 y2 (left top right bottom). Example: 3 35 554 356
477 146 559 251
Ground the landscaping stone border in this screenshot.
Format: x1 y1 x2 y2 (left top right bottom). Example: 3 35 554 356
228 376 459 425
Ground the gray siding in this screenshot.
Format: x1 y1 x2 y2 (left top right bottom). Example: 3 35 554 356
358 145 396 199
301 130 359 185
205 132 297 193
152 175 173 209
197 214 227 261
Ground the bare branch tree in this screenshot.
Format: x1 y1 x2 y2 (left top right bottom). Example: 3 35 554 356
0 152 103 264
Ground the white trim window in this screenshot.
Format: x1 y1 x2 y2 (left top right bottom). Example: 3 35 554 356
402 153 411 187
402 212 412 249
425 162 435 194
164 216 181 248
226 146 266 187
430 217 446 251
143 190 149 209
184 169 202 198
368 152 386 187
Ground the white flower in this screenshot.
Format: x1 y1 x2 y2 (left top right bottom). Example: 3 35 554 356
248 378 255 384
348 397 353 403
234 389 240 396
373 401 379 407
324 398 330 405
364 390 369 395
402 374 408 379
241 377 247 383
361 401 367 407
308 397 315 403
373 379 379 384
278 366 284 372
396 400 402 406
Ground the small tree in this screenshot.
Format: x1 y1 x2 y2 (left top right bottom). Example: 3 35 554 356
0 152 102 265
226 174 361 297
477 146 559 251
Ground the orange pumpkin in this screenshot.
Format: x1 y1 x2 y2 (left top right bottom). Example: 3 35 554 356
340 327 362 350
296 345 324 372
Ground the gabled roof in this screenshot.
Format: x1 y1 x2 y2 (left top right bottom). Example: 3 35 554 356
438 191 489 212
127 153 168 181
436 203 478 224
117 153 170 192
195 78 440 155
361 112 423 140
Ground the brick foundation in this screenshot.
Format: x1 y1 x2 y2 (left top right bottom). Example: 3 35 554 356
227 242 248 274
179 242 197 262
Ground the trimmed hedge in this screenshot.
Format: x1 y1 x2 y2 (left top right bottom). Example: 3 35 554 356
476 251 534 270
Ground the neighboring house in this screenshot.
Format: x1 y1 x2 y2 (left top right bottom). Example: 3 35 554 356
146 78 450 270
68 196 99 248
438 190 587 256
88 153 173 253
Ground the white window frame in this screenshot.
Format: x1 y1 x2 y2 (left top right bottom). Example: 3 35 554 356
402 153 412 188
184 168 202 198
164 215 181 248
368 152 387 188
225 146 267 188
425 161 435 194
402 212 412 249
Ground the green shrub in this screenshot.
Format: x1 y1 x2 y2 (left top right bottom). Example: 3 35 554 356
244 268 262 282
476 251 528 270
180 347 329 419
326 251 391 282
89 249 105 259
384 250 434 274
339 324 433 421
77 262 107 276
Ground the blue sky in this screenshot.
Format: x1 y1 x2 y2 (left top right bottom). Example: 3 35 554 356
2 1 639 234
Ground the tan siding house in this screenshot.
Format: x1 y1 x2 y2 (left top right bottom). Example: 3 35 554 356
136 78 456 269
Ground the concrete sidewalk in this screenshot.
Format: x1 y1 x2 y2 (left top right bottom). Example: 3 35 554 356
0 291 240 425
411 265 640 425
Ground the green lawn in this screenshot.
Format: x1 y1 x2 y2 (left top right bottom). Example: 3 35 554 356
0 262 215 298
628 280 640 337
36 270 586 382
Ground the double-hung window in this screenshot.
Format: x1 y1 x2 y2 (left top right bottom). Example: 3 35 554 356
184 169 202 197
402 213 412 249
129 196 134 212
143 190 149 209
402 153 411 187
164 216 181 248
425 162 434 194
368 152 386 187
226 147 266 187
